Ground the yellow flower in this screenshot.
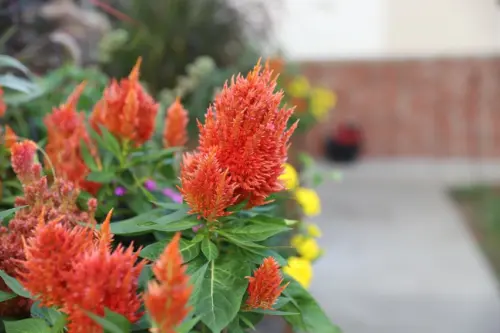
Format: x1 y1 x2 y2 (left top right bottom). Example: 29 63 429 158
283 256 313 289
310 88 337 120
287 76 310 98
291 234 306 248
295 238 321 261
307 224 322 238
279 163 299 190
295 187 321 217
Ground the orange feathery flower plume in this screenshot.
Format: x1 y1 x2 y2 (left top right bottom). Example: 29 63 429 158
62 210 145 332
10 140 38 184
0 86 6 117
163 97 189 148
44 82 101 194
144 232 192 333
198 61 297 207
19 211 97 308
245 257 289 310
3 125 17 149
90 57 159 146
179 149 238 222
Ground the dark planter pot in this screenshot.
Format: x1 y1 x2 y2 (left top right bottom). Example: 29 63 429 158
325 138 361 163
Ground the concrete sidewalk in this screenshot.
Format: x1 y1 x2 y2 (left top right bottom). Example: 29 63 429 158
309 159 500 333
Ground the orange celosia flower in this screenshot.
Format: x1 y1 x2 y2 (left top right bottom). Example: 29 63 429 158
163 97 189 148
64 244 145 333
90 57 159 146
19 211 97 308
0 86 6 117
144 233 192 333
44 82 101 194
3 125 17 149
10 140 38 184
179 149 238 222
245 257 289 310
197 61 297 207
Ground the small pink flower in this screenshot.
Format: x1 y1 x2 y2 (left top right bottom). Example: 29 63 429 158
144 179 157 191
162 188 182 204
114 186 126 196
192 224 203 233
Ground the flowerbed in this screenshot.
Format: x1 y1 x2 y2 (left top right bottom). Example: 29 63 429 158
0 59 339 333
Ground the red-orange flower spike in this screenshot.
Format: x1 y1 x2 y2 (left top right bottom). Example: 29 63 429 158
10 140 38 184
19 213 96 308
144 233 192 333
0 86 6 117
198 61 297 207
90 57 159 146
44 82 101 194
3 125 17 149
245 257 288 310
163 97 189 148
179 149 238 222
64 244 145 333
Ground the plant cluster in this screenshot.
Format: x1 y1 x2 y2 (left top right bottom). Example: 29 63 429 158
0 59 340 333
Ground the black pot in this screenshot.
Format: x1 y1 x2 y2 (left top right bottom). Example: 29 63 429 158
325 138 360 163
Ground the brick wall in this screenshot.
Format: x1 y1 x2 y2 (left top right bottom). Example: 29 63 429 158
301 57 500 158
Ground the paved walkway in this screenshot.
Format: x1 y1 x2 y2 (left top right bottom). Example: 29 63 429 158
309 159 500 333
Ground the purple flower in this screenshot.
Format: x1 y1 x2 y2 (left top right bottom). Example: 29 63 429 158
162 188 183 203
114 186 126 196
144 179 157 191
192 224 203 232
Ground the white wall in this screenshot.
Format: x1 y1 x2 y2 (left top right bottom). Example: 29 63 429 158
274 0 500 60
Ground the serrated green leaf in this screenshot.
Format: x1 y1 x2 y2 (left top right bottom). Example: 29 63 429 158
3 318 51 333
0 270 31 299
87 308 131 333
0 290 16 302
140 238 200 262
226 224 290 242
87 171 115 183
197 258 250 333
0 206 27 221
201 238 219 261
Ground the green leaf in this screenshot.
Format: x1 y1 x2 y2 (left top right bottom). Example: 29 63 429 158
3 318 51 333
250 309 299 316
80 140 99 171
99 126 122 159
0 270 31 299
188 263 209 306
201 238 219 261
218 230 265 249
225 224 291 242
197 258 250 333
110 209 165 235
137 265 153 291
30 302 63 327
227 317 245 333
152 219 200 233
0 55 32 76
86 171 116 183
177 316 201 333
282 277 341 333
153 207 189 225
140 238 200 262
0 206 27 221
87 308 131 333
128 147 182 166
0 290 16 302
239 248 288 267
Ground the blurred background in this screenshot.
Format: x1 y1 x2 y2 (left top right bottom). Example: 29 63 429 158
1 0 500 332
